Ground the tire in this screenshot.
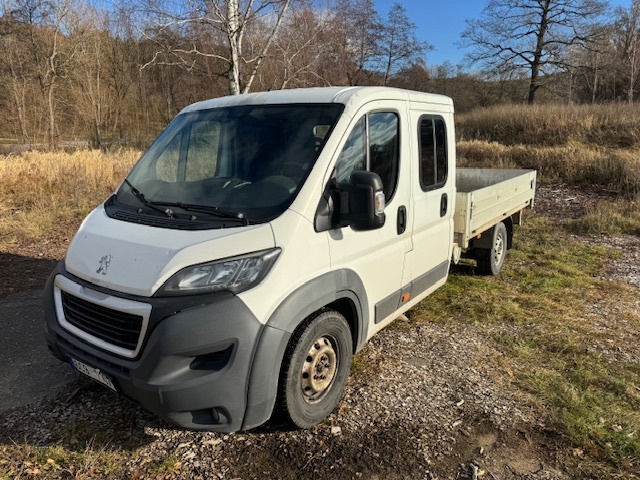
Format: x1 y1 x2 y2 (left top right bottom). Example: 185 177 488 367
476 221 508 276
278 310 353 429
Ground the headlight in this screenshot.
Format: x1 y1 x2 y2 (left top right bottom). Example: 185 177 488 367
157 248 281 296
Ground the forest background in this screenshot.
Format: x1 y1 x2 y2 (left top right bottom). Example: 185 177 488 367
1 0 640 150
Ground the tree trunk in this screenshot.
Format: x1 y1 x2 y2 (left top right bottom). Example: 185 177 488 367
592 53 599 104
47 81 58 150
242 0 290 94
527 65 539 104
93 119 102 149
10 75 29 143
227 0 241 95
527 0 550 104
629 44 637 103
383 41 394 86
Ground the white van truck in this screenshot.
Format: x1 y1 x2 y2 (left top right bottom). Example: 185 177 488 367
44 87 536 432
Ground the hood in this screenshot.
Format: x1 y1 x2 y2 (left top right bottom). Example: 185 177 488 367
64 206 275 297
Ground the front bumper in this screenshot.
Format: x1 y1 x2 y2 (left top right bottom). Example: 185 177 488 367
43 262 286 432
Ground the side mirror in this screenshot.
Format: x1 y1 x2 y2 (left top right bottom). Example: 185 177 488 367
335 171 386 231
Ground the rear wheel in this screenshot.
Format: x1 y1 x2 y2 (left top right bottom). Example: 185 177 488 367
476 221 508 275
278 310 352 429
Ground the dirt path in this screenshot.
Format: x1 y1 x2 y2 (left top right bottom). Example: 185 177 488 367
0 289 77 411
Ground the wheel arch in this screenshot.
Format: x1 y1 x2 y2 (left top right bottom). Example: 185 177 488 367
325 297 360 354
471 218 513 250
241 269 368 430
264 269 369 350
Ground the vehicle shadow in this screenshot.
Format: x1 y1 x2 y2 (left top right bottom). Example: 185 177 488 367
449 259 481 276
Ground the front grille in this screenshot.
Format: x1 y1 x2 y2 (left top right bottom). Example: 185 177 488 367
61 292 143 351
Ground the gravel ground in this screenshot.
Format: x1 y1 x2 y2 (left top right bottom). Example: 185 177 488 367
1 183 638 479
1 320 559 480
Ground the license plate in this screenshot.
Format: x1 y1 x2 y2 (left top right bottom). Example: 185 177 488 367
69 357 117 392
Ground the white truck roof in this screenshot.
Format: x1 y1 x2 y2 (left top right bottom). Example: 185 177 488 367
180 86 453 114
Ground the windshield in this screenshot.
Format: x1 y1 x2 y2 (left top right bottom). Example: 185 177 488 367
111 103 343 227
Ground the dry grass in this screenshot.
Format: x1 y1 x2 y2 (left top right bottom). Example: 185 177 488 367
0 149 139 249
456 103 640 197
457 103 640 148
568 199 640 236
0 438 122 479
457 140 640 198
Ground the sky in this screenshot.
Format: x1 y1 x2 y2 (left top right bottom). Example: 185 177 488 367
374 0 632 68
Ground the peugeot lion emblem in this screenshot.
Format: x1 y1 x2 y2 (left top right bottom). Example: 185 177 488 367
96 254 113 275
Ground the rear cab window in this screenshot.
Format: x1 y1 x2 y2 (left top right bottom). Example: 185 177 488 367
419 115 448 191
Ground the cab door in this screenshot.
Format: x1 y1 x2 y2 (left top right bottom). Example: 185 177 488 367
327 104 412 336
402 110 455 297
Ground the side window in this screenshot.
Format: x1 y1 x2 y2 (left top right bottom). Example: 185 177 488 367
419 116 448 191
369 113 399 200
335 112 400 200
335 116 366 184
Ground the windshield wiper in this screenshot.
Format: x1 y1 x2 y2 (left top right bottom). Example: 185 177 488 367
151 201 249 226
123 179 172 217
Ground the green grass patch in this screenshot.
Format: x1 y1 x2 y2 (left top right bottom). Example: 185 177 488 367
412 216 640 476
147 454 184 475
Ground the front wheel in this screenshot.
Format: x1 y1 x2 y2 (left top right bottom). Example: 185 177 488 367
277 310 353 429
476 221 508 275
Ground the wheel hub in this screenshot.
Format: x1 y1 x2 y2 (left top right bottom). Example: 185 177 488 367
301 336 338 401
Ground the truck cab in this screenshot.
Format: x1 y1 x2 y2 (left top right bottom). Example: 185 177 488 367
44 87 528 432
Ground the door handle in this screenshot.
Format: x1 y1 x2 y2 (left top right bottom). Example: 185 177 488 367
440 193 448 217
397 205 407 235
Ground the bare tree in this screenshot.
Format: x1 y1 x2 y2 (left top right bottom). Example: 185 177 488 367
562 26 616 104
378 2 432 86
613 0 640 103
101 10 135 139
73 7 111 148
320 0 381 86
461 0 607 104
8 0 86 147
134 0 291 95
0 15 32 142
271 5 328 89
343 0 380 85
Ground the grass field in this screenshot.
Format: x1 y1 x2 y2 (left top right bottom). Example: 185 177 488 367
457 103 640 232
0 149 138 250
457 103 640 148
